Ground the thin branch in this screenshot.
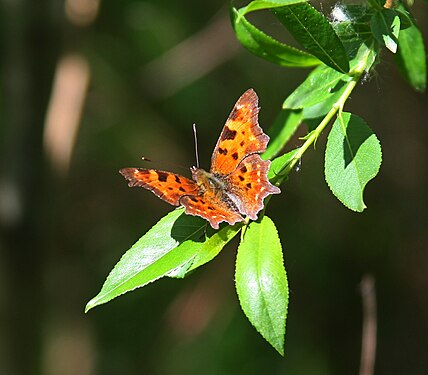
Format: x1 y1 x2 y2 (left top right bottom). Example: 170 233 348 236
359 274 377 375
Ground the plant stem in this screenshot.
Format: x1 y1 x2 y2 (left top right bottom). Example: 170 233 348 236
279 49 373 180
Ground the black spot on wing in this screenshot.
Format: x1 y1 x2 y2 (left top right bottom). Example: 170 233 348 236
221 126 237 141
179 187 185 192
232 152 238 160
238 176 244 181
218 147 228 155
240 165 247 173
157 171 168 182
175 175 181 183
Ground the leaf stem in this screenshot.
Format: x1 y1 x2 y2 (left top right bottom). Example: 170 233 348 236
278 49 373 181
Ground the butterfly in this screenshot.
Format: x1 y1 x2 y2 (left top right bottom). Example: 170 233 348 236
120 89 280 229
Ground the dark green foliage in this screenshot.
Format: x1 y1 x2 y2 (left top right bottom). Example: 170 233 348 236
88 0 426 356
394 15 427 91
272 3 350 72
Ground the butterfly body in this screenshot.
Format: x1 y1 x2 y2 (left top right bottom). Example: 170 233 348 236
191 167 227 195
191 166 242 217
120 89 280 229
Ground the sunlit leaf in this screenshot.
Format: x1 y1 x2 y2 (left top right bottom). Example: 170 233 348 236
168 223 243 277
325 112 382 212
283 65 351 110
272 3 350 72
85 209 205 312
231 7 320 68
236 216 288 355
239 0 309 15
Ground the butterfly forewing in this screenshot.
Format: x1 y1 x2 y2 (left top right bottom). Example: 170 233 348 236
210 89 269 176
119 168 199 206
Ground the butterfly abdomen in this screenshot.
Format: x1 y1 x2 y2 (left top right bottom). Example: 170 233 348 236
191 167 240 212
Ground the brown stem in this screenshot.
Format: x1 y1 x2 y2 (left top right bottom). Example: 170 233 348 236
359 275 377 375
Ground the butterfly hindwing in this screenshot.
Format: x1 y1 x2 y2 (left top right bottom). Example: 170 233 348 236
179 194 244 229
227 154 280 220
119 168 199 206
210 89 270 175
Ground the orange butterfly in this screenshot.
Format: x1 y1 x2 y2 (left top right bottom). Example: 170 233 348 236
120 89 280 229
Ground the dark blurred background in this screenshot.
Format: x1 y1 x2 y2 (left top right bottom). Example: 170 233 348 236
1 1 427 374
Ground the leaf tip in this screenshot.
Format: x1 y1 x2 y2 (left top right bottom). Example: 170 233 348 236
84 302 94 314
414 84 426 93
84 297 100 313
275 342 285 356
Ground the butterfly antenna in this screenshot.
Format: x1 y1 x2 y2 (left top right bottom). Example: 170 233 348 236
193 123 200 168
140 155 187 171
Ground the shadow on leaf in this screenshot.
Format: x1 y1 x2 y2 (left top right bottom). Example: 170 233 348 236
170 210 206 243
343 116 373 168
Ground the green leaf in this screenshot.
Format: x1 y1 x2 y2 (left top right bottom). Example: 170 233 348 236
348 39 377 73
325 112 382 212
263 109 302 160
394 17 426 92
85 209 206 312
231 7 320 68
395 7 412 30
283 65 352 110
236 216 288 355
168 223 243 277
268 148 299 184
239 0 309 15
272 3 350 72
296 42 377 120
331 4 374 58
371 9 401 53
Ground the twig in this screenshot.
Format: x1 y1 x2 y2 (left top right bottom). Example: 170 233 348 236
359 274 377 375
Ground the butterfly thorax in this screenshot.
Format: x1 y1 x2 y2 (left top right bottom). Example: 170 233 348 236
191 166 240 214
191 167 226 195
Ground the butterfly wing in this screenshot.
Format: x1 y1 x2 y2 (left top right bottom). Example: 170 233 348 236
210 89 270 175
119 168 199 206
121 89 278 228
227 154 280 220
120 167 244 229
179 193 244 229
